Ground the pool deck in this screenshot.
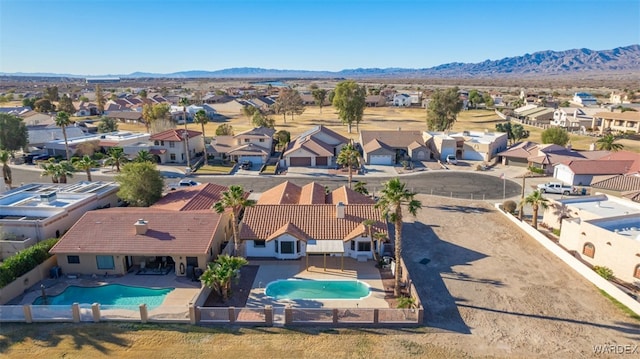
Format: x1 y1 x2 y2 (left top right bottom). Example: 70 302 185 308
246 256 389 309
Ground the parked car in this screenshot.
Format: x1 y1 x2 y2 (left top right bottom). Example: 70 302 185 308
537 182 575 195
240 160 253 170
446 154 458 165
169 179 200 190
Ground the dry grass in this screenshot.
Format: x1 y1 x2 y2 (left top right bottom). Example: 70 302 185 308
116 105 639 153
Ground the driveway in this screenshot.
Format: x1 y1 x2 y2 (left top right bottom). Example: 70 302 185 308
401 195 640 358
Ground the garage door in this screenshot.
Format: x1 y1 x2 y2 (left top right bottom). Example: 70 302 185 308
315 157 328 166
369 155 393 165
239 156 263 165
289 157 311 166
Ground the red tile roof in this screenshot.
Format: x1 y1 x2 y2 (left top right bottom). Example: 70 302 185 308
258 181 302 205
299 182 326 204
152 183 229 211
592 174 640 192
596 151 640 174
328 187 375 205
257 181 373 205
240 204 387 241
150 129 202 142
559 160 635 175
50 208 223 255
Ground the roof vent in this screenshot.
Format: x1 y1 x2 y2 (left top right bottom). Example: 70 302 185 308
134 218 148 235
40 191 57 204
336 202 345 219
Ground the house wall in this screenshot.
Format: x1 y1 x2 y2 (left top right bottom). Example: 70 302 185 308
56 253 128 276
345 236 374 259
0 236 37 260
559 218 640 284
433 137 457 161
245 239 277 257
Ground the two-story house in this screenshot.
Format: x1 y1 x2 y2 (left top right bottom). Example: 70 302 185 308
209 127 275 165
149 129 203 164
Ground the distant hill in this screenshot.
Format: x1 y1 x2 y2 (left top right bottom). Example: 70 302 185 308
2 45 639 79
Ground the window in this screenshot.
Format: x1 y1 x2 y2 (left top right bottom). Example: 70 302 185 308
169 142 175 148
357 242 371 252
254 240 266 248
275 240 279 253
281 241 294 254
96 255 115 270
67 255 80 264
154 140 159 145
170 153 176 161
582 242 595 258
259 139 265 142
634 265 640 279
244 139 250 143
161 141 165 146
350 241 355 251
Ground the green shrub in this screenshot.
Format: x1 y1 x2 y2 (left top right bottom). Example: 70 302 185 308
552 228 561 236
502 200 517 214
594 266 614 280
0 238 58 288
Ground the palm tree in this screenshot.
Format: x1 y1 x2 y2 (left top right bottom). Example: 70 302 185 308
194 109 209 164
522 190 549 229
40 159 60 183
200 255 248 302
0 150 12 189
353 181 369 195
375 178 422 297
336 142 361 189
72 155 98 181
56 160 75 183
55 111 72 160
134 149 154 163
213 185 255 256
596 134 624 151
179 97 190 129
104 147 128 172
362 219 379 262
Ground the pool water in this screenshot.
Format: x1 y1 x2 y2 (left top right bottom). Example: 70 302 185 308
265 280 370 300
33 284 174 309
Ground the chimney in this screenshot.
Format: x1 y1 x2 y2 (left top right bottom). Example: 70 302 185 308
336 202 345 219
134 218 148 235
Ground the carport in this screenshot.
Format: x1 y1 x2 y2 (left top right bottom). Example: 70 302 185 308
305 239 345 271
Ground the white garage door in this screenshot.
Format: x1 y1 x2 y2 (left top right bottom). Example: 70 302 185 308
239 156 263 165
369 155 393 165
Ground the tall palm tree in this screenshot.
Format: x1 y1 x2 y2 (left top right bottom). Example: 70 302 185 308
55 111 72 160
179 98 191 167
0 150 12 189
40 159 75 183
336 142 361 189
104 147 128 172
200 255 248 302
56 160 75 183
194 109 209 164
72 155 98 181
375 178 422 296
596 134 624 151
362 219 379 262
40 160 60 183
213 185 255 256
134 149 154 163
522 190 549 229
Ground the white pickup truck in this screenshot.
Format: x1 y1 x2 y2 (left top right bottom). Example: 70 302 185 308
537 182 576 195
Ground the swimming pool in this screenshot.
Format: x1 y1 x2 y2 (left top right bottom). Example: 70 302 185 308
265 280 370 300
33 284 174 309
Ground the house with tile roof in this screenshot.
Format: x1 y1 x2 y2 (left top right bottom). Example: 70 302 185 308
240 181 385 261
49 184 234 277
591 175 640 203
283 125 348 167
593 111 640 135
497 141 610 174
553 160 635 186
149 129 203 164
359 130 430 165
209 127 275 165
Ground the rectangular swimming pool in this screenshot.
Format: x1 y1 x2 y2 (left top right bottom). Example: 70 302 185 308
265 279 370 300
33 284 174 309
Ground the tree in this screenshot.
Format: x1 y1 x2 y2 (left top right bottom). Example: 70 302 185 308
483 93 494 108
213 185 255 256
40 159 75 183
104 147 128 172
72 155 98 181
194 109 209 164
274 130 290 151
251 112 275 128
332 80 366 133
139 89 148 99
312 88 328 114
495 122 530 146
34 99 55 113
362 219 379 262
179 97 190 129
426 87 463 131
54 111 72 161
276 88 305 122
0 150 12 189
200 255 248 302
95 85 106 114
241 105 258 124
375 178 422 296
57 95 76 114
115 162 164 207
522 190 549 229
215 124 234 136
353 181 369 195
74 140 100 157
336 142 361 189
97 116 119 133
468 89 482 109
541 127 570 146
44 86 59 101
596 134 624 151
0 113 28 151
22 97 38 109
134 149 154 163
142 103 172 133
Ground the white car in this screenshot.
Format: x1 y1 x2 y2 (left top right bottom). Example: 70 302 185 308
446 154 458 165
169 179 200 190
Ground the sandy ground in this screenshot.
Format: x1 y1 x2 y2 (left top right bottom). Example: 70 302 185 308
1 196 639 358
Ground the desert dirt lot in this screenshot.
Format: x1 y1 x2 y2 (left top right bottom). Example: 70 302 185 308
2 196 638 358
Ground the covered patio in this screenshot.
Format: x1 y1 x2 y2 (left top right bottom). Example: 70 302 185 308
305 239 346 272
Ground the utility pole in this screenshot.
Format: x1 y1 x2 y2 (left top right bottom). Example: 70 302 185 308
518 168 529 221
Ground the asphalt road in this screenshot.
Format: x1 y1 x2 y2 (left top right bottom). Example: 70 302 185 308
11 166 522 201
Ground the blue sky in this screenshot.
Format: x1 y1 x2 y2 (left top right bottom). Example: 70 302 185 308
1 0 638 75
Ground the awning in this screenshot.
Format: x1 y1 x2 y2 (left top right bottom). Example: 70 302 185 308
306 239 344 253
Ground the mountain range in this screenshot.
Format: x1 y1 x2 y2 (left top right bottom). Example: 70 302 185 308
3 45 639 79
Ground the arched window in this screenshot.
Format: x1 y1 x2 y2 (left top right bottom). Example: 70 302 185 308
582 242 595 258
634 265 640 279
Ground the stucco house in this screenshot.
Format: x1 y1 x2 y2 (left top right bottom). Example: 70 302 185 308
553 160 635 186
149 129 203 164
424 130 508 163
498 142 609 173
283 126 348 167
240 181 387 262
393 93 411 107
572 92 598 107
593 111 640 135
359 130 430 165
552 107 594 130
209 127 275 165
